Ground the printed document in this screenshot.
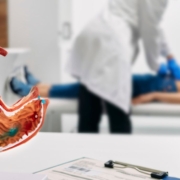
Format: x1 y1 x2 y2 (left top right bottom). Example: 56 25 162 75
37 158 153 180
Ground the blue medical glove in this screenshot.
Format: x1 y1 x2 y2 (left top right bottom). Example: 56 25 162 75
168 59 180 80
158 63 169 76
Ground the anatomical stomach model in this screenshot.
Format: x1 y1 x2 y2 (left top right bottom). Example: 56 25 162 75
0 47 49 152
0 47 8 56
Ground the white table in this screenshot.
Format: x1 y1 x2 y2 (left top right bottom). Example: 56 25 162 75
0 133 180 177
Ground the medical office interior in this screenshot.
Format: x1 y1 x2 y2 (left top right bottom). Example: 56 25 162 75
1 0 180 136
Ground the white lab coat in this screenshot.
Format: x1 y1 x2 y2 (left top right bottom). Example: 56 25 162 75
67 0 170 113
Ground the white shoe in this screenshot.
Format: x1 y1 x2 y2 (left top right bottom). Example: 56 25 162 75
3 66 27 105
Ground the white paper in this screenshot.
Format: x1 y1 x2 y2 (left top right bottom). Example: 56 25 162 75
37 158 154 180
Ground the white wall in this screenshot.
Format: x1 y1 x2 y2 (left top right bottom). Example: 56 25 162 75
7 0 180 83
163 0 180 60
8 0 60 83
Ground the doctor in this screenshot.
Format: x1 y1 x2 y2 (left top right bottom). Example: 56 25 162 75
67 0 173 133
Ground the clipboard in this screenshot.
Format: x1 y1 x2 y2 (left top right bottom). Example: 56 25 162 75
35 157 180 180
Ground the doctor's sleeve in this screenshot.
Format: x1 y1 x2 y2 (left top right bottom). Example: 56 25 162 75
159 28 172 58
139 0 167 71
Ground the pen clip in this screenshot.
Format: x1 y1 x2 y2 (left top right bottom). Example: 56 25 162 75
104 160 114 168
151 172 168 179
104 160 168 179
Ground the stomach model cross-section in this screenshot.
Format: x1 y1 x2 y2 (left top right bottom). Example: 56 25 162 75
0 47 49 152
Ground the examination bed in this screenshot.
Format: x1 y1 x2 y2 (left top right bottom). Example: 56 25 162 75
48 99 180 116
42 98 180 132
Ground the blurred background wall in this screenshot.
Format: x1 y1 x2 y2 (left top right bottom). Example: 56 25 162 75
8 0 60 83
1 0 180 134
6 0 180 83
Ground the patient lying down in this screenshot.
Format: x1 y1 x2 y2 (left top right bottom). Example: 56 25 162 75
10 61 180 105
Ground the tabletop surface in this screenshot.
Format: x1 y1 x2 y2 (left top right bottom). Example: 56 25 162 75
0 133 180 177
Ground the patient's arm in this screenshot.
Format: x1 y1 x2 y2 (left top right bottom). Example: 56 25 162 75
132 92 180 105
132 93 156 105
153 92 180 104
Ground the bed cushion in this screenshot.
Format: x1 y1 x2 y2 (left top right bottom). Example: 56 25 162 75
48 99 78 113
132 103 180 116
48 99 180 116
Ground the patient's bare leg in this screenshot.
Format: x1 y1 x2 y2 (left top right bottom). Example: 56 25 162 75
36 83 51 97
